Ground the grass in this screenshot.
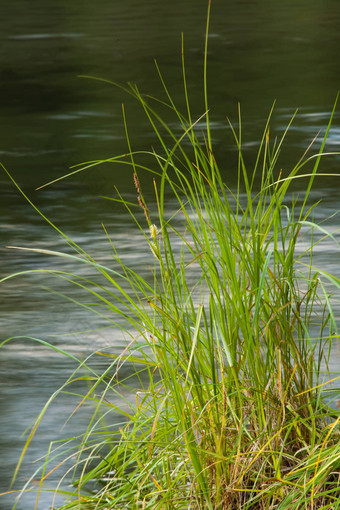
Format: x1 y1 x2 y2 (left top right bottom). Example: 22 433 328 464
1 4 340 509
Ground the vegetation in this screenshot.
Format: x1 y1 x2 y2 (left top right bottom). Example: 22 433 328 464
1 4 340 509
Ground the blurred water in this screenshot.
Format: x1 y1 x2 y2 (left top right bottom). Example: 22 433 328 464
1 0 340 508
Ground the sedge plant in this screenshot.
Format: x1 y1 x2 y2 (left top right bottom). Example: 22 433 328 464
1 6 340 509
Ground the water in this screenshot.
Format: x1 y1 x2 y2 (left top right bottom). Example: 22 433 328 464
1 0 340 508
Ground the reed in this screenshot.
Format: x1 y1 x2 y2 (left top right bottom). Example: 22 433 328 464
1 4 340 508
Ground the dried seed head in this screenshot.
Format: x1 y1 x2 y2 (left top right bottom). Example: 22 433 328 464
149 241 160 260
137 196 150 223
133 173 140 194
149 224 158 240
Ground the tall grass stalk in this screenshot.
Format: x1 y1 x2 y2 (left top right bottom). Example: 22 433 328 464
2 7 340 509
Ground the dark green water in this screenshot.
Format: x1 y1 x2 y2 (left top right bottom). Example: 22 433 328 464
1 1 340 508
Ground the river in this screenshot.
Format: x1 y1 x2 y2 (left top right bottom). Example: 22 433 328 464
1 1 340 508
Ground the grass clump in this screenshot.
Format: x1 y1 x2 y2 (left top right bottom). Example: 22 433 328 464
2 11 340 510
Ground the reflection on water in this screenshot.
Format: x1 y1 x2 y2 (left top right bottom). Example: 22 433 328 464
1 0 340 508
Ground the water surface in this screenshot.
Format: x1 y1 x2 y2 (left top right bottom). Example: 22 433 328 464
1 1 340 508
